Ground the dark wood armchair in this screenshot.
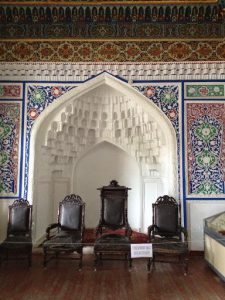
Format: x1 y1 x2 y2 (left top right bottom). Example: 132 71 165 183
147 195 189 275
94 180 132 270
0 199 33 267
42 194 85 270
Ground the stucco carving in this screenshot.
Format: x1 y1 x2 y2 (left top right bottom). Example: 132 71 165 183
1 62 225 82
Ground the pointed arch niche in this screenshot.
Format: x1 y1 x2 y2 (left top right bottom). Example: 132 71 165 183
28 73 178 243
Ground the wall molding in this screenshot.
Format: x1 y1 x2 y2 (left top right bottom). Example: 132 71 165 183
1 61 225 82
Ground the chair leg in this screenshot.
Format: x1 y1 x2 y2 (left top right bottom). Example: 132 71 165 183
43 248 48 267
0 247 2 267
94 252 99 271
147 258 151 272
184 254 189 276
78 249 83 271
147 257 154 272
28 247 32 267
79 256 82 271
148 255 155 272
6 249 9 263
98 253 103 266
129 256 132 270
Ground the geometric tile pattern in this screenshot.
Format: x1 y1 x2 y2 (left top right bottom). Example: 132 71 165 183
0 102 21 196
186 103 225 195
1 41 225 62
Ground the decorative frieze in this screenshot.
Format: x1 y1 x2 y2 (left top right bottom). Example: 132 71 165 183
1 41 225 63
1 61 225 82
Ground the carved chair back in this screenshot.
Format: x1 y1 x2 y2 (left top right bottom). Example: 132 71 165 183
58 194 85 233
152 195 181 238
7 199 32 237
97 180 131 233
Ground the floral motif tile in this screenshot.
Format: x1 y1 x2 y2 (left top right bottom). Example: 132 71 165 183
0 102 22 197
186 103 225 195
135 84 179 134
0 41 225 62
23 84 76 197
135 84 181 194
0 84 22 99
1 77 224 201
185 83 225 98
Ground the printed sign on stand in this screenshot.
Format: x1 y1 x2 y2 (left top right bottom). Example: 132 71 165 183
131 244 152 258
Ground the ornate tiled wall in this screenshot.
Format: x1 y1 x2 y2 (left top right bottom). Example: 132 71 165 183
0 2 224 245
184 83 225 197
22 82 180 198
0 84 23 197
0 63 225 227
1 75 225 198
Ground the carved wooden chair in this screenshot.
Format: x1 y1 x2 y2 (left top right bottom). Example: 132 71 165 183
42 194 85 270
147 195 189 275
94 180 132 270
0 199 33 267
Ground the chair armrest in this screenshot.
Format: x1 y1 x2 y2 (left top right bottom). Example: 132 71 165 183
95 224 102 237
46 223 60 240
80 225 85 241
180 226 188 241
147 225 158 240
125 224 132 239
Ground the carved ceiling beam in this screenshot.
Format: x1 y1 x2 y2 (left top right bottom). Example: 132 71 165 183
0 0 220 6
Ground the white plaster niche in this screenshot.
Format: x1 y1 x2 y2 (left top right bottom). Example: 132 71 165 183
28 73 177 243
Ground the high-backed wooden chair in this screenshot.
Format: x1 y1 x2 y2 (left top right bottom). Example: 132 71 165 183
147 195 189 275
0 199 33 267
42 194 85 270
94 180 132 270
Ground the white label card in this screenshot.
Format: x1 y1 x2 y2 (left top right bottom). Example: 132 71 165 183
130 243 153 258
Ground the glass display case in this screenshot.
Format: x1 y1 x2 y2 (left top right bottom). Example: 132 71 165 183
204 211 225 282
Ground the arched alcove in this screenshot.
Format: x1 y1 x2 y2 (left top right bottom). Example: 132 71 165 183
28 73 178 243
73 140 141 229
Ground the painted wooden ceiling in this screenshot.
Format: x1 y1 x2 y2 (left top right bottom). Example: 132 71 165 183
0 0 224 61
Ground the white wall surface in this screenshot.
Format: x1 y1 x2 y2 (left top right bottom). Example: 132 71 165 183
188 201 225 251
73 141 141 230
142 179 164 233
0 200 14 242
33 181 53 243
